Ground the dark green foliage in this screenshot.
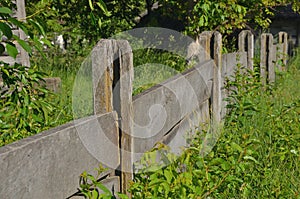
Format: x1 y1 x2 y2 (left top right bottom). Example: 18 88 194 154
25 0 146 54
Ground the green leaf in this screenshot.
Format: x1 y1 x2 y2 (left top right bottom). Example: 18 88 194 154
199 16 204 26
32 36 46 60
221 161 231 171
209 157 226 166
13 35 32 54
24 94 29 106
243 155 259 164
161 182 170 196
98 18 102 28
89 12 97 27
96 182 111 194
88 0 94 10
1 68 10 77
164 169 173 183
41 38 52 47
8 18 28 35
149 178 164 187
231 142 243 153
0 22 13 39
0 7 12 14
28 19 45 36
96 1 111 16
6 43 18 59
92 189 99 199
117 193 130 199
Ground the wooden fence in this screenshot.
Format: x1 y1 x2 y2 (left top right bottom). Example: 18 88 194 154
0 30 289 198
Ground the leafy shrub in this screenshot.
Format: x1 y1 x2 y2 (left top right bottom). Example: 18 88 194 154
0 63 54 146
0 5 57 146
76 165 116 199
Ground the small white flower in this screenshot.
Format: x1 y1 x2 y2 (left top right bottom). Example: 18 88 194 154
290 149 297 155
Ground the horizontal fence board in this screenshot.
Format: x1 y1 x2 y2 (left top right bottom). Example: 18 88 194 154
222 52 247 79
0 56 15 65
161 100 210 154
269 44 277 82
41 77 62 93
132 62 212 156
221 52 247 118
276 43 284 71
194 60 215 94
0 112 119 199
133 100 210 162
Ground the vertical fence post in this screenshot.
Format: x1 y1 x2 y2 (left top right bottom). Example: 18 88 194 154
268 35 276 83
278 31 289 70
212 32 222 123
260 34 267 85
198 31 213 61
117 41 134 195
238 30 254 71
199 31 222 123
92 40 134 195
16 0 30 66
92 40 114 114
260 33 276 84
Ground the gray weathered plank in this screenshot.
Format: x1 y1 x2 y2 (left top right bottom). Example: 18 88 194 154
221 52 247 118
222 52 247 78
92 40 114 114
194 59 215 93
132 62 210 157
0 112 119 199
276 43 284 71
161 100 210 154
198 31 222 123
133 100 210 164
